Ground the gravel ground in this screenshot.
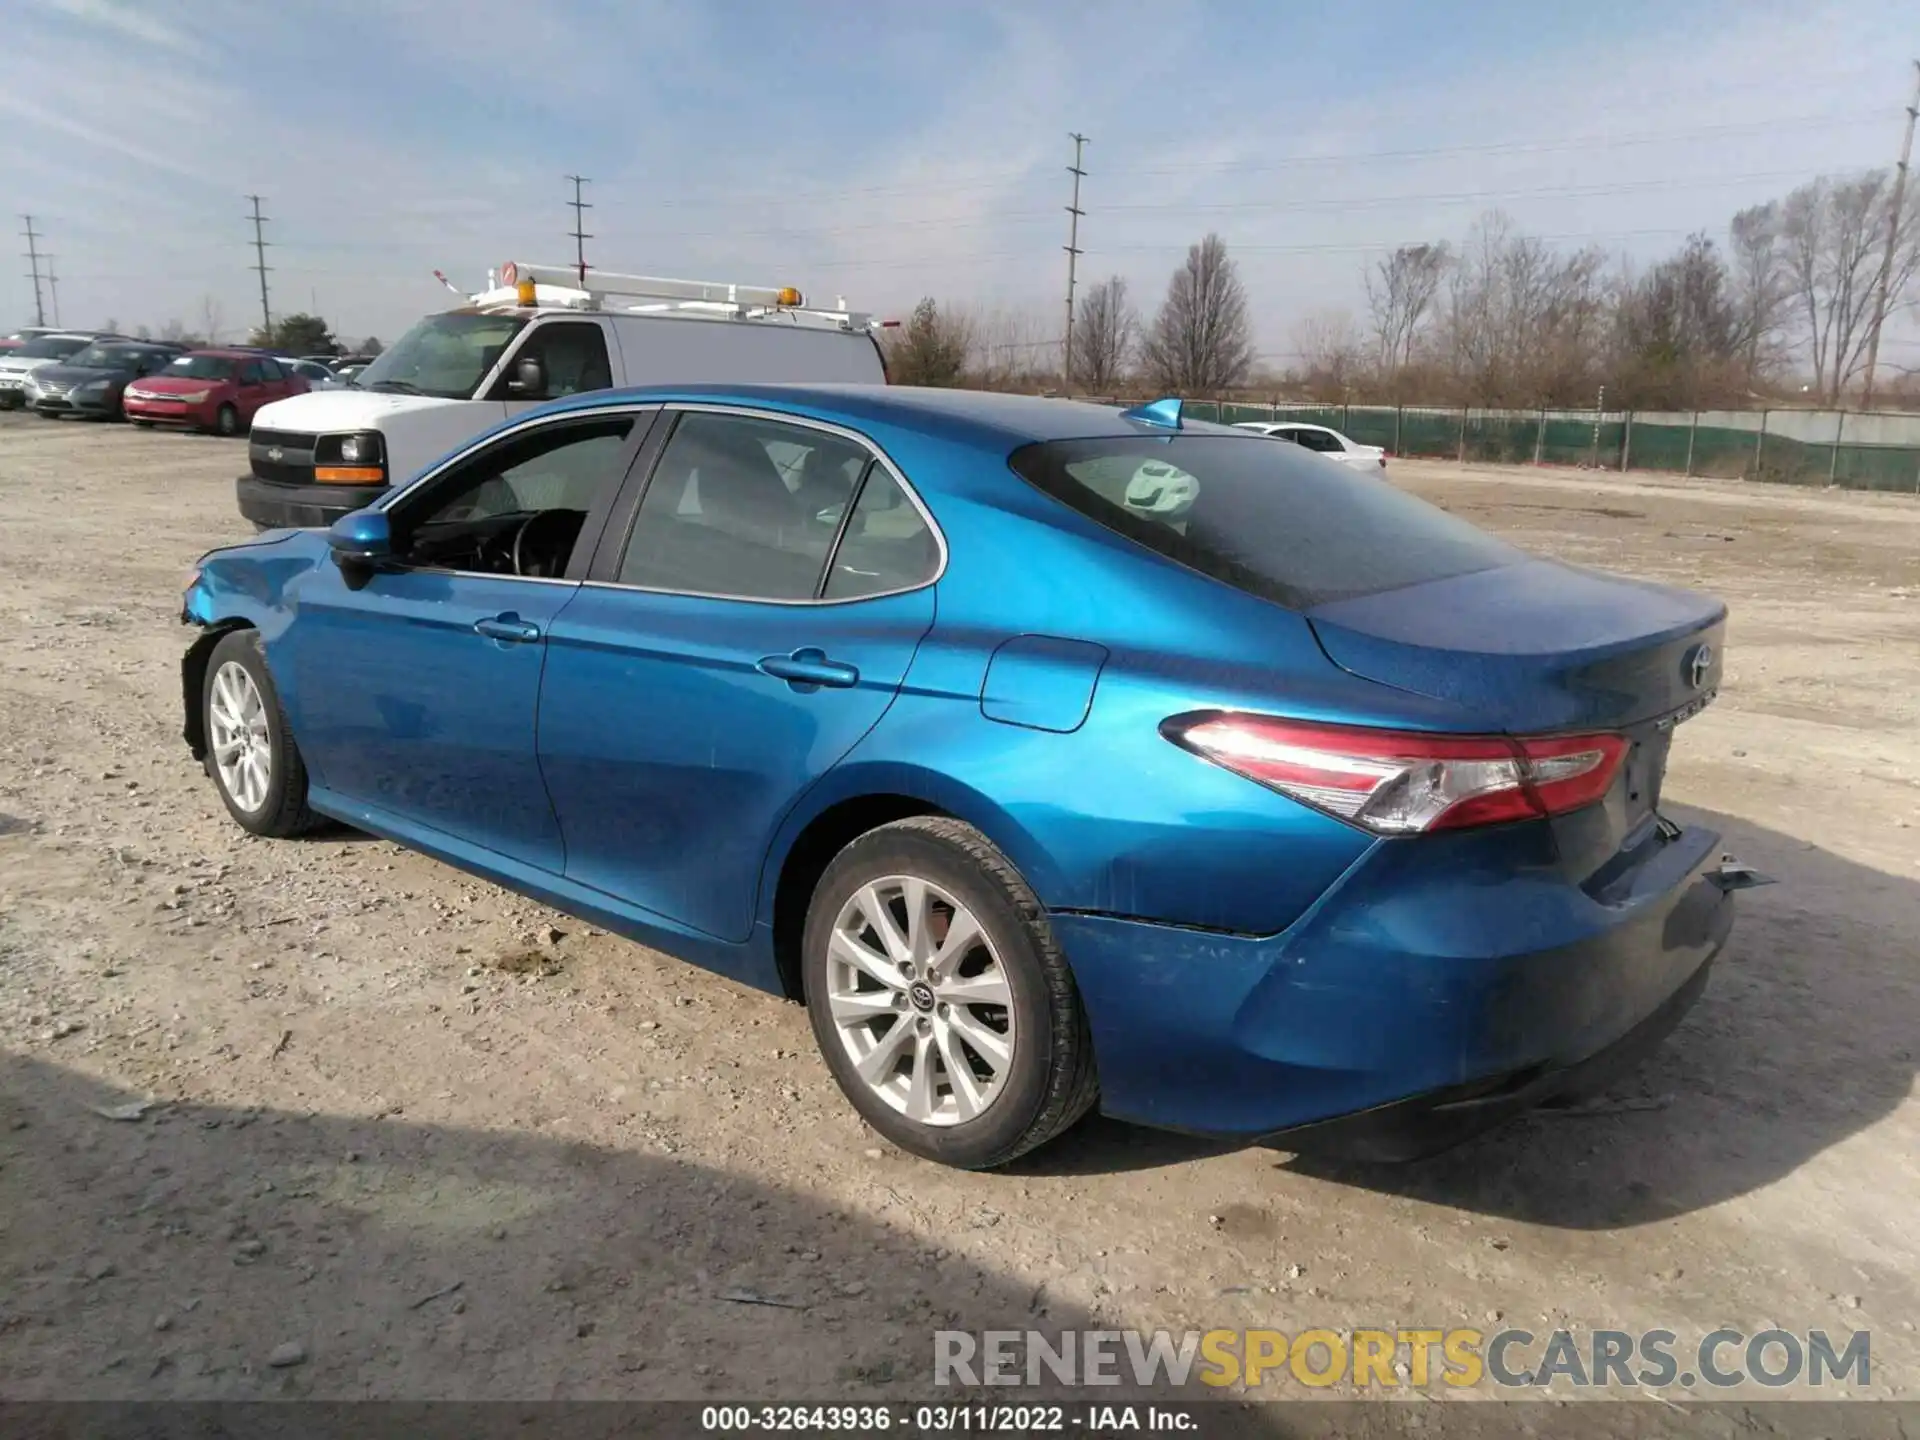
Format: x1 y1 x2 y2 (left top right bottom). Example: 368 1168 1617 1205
0 411 1916 1411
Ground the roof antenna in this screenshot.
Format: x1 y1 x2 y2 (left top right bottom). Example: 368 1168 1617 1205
432 269 466 296
1120 397 1184 430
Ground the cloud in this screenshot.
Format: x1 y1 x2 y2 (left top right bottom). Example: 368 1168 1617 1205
0 0 1911 358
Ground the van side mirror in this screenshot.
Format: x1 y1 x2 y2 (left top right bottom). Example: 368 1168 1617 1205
327 509 392 569
508 355 547 397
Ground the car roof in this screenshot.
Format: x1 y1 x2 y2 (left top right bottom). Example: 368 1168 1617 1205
178 348 259 359
541 384 1249 451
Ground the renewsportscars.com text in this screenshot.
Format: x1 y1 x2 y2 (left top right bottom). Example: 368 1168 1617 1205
933 1327 1870 1391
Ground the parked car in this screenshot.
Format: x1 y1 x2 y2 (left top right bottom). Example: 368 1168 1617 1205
333 363 369 387
234 259 887 531
2 325 73 354
26 341 180 420
123 349 308 435
1234 420 1387 469
180 387 1746 1170
283 358 344 390
0 332 122 409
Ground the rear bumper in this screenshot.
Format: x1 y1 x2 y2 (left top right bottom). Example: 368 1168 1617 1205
236 474 386 529
1050 817 1735 1151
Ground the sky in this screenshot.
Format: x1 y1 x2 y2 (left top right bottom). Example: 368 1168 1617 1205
1 0 1913 365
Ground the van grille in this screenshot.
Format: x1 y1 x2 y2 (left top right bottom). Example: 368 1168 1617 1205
249 429 317 486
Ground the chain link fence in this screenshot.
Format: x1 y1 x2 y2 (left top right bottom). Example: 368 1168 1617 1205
1176 402 1920 493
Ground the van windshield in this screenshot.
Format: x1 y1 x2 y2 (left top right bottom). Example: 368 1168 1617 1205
350 313 528 400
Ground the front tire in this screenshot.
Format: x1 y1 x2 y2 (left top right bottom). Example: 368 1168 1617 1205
802 817 1098 1169
201 630 319 838
214 403 240 437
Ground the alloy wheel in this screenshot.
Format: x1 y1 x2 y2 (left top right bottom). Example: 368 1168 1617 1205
824 876 1016 1126
208 660 271 811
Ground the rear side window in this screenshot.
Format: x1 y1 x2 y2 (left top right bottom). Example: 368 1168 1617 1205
823 469 940 600
618 412 871 601
1008 435 1517 609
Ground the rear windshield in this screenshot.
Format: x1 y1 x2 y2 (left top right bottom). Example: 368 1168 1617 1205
167 355 237 379
1007 434 1519 608
16 336 90 360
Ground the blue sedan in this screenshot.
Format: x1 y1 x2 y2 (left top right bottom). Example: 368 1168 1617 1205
181 385 1746 1169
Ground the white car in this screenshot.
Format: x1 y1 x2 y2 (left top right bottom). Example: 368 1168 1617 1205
1234 421 1386 470
283 358 344 390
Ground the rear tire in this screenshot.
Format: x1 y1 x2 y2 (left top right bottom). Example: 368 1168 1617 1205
214 403 240 437
130 419 153 429
200 630 320 839
802 817 1098 1169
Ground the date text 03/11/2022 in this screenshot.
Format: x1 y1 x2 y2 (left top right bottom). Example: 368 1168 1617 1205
699 1403 1200 1432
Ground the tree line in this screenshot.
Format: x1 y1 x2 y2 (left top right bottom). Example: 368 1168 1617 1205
885 165 1920 411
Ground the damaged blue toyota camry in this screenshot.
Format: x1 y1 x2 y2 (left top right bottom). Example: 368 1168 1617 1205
180 385 1753 1170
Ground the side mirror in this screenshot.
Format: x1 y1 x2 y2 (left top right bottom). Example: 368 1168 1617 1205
327 509 392 569
508 354 546 397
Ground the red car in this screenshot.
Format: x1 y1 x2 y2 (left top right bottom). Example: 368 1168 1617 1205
123 349 307 436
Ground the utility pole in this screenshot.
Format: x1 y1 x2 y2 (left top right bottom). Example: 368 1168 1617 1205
20 215 46 326
566 175 593 286
1861 60 1919 410
44 256 60 327
1062 133 1088 392
246 194 272 340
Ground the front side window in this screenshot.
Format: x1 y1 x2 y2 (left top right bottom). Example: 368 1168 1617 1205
617 412 872 601
354 312 529 400
238 360 265 384
396 416 638 578
1009 435 1518 609
1291 428 1345 453
491 321 613 400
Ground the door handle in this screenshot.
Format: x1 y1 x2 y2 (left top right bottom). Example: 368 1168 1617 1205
757 647 860 689
473 614 542 644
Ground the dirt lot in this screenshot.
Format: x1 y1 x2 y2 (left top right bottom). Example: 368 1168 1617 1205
1 412 1916 1411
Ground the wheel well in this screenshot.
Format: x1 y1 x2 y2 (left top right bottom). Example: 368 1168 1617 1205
181 621 253 759
770 794 948 1002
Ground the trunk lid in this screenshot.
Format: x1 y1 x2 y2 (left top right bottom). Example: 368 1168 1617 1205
1306 559 1725 881
1305 558 1724 736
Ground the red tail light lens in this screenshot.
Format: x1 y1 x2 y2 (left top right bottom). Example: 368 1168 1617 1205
1163 713 1627 835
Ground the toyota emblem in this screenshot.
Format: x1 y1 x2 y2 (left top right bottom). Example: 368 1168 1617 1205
1686 643 1714 689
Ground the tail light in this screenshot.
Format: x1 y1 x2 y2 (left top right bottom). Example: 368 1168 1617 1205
1163 713 1628 835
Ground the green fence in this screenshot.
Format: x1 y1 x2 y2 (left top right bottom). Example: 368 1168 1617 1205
1177 402 1920 493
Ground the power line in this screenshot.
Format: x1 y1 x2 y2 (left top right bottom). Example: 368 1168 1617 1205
1861 60 1919 408
21 215 46 327
566 174 592 285
584 109 1889 213
246 194 272 337
1062 133 1088 387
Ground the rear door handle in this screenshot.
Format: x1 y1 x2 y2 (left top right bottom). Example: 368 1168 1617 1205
757 647 860 689
473 614 542 644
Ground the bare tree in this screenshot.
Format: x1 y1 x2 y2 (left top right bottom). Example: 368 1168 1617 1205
1728 202 1789 388
1071 276 1136 392
198 294 226 347
1364 243 1448 372
1435 212 1607 406
884 298 974 387
1611 233 1743 408
1778 171 1920 402
1292 309 1366 394
1140 234 1255 393
971 306 1055 390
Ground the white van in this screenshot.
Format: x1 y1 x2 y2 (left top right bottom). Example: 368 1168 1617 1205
235 263 889 530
